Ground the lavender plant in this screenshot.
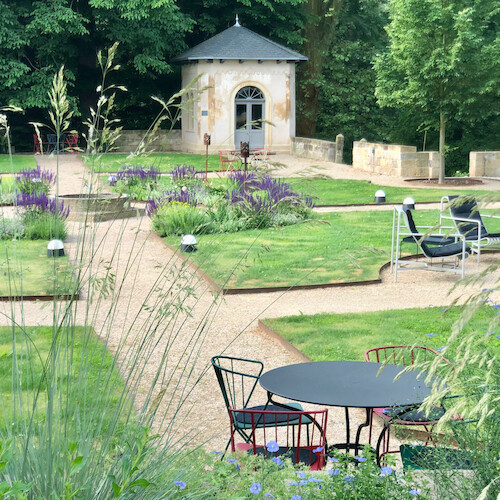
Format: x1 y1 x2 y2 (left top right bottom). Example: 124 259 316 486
113 165 161 200
16 166 56 195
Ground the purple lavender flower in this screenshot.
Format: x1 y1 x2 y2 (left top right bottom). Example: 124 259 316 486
16 166 56 195
116 165 160 184
16 192 69 219
171 165 200 182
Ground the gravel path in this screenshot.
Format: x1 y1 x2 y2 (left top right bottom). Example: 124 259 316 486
4 153 500 453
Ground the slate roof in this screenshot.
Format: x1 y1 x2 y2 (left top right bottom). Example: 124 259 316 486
172 24 307 63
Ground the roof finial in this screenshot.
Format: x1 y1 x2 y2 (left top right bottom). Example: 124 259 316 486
235 14 240 27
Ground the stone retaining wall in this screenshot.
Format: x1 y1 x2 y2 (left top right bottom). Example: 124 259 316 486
352 140 441 178
469 151 500 177
114 130 182 153
291 135 344 163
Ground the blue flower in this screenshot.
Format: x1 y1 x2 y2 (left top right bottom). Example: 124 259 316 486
291 496 302 500
226 459 237 464
211 450 223 455
264 494 274 498
296 471 306 479
288 481 299 486
344 475 355 484
272 457 283 466
250 483 261 495
312 446 324 453
496 335 500 340
409 489 421 496
439 308 447 312
426 333 437 337
309 478 322 483
174 481 186 490
380 466 393 476
266 440 279 452
436 346 446 352
354 456 367 462
492 304 500 309
328 457 339 462
329 468 340 476
299 480 308 486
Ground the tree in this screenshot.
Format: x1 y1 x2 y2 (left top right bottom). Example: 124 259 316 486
315 0 390 158
375 0 500 183
296 0 345 137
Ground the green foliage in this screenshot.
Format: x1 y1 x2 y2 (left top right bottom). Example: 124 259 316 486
22 211 67 240
375 0 500 178
152 202 210 237
0 217 24 240
315 0 391 156
205 447 425 498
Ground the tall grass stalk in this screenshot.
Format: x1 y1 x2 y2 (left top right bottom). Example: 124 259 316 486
0 45 265 499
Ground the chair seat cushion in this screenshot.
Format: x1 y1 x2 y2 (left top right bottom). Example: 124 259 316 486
402 235 456 245
255 446 318 466
233 403 304 426
400 444 474 470
425 242 470 258
377 405 445 423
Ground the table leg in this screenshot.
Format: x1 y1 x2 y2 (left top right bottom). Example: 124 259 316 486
354 408 371 456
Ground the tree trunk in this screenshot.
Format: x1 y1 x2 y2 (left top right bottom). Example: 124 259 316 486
296 0 344 137
439 112 446 184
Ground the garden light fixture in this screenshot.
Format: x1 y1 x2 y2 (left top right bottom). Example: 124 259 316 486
403 197 415 210
47 239 65 257
374 190 386 203
181 234 197 253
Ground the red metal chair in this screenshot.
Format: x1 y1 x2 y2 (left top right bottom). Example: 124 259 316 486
229 408 328 471
65 133 79 153
218 150 240 174
364 345 454 461
33 134 47 154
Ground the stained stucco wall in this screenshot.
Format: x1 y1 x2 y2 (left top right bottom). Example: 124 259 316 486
181 61 295 153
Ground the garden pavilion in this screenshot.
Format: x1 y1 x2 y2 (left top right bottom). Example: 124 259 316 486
172 17 307 153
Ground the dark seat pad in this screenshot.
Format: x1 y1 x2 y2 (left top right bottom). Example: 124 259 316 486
383 405 445 422
255 446 317 466
233 404 303 424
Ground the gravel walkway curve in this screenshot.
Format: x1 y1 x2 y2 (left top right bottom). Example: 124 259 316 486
3 153 500 454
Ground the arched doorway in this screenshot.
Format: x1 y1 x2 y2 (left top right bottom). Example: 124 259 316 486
234 86 265 149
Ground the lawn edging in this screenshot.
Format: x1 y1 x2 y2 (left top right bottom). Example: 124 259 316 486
257 319 311 362
0 292 79 302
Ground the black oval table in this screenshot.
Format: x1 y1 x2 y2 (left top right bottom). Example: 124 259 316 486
259 360 432 460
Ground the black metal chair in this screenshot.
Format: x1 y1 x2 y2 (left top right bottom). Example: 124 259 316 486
441 195 500 263
211 355 307 454
392 206 470 281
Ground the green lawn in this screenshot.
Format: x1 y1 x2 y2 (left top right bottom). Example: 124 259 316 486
85 152 220 173
0 154 37 173
286 177 495 206
163 199 500 289
166 210 446 289
262 306 499 362
0 240 77 296
0 326 128 429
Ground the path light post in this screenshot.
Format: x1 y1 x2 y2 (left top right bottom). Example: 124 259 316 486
240 141 249 191
203 133 211 181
